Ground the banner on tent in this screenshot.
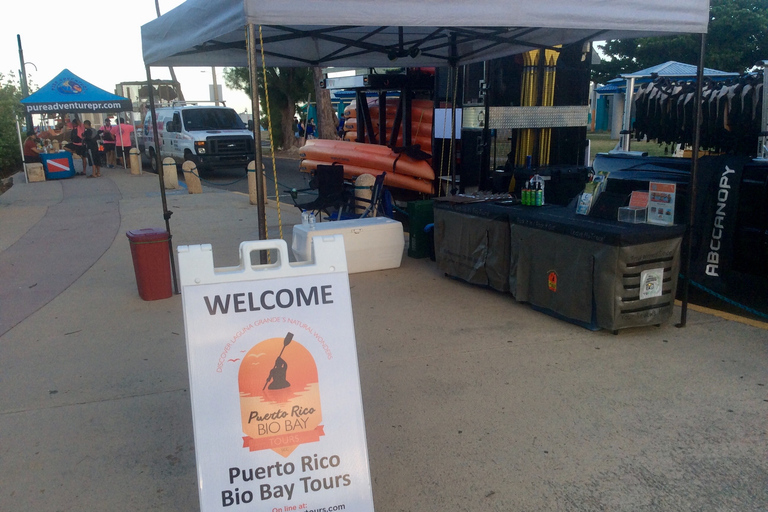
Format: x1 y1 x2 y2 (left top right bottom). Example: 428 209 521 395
178 238 375 512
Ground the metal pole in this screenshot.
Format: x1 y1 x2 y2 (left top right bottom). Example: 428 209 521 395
482 60 491 188
677 32 707 328
17 35 34 131
621 76 635 152
757 60 768 160
146 65 180 294
450 64 458 193
212 67 220 106
449 33 458 194
247 24 267 248
16 118 28 183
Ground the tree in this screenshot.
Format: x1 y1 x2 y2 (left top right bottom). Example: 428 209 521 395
0 73 25 178
312 67 339 140
592 0 768 84
223 67 313 150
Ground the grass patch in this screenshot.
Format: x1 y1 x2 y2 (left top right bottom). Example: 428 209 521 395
587 132 678 161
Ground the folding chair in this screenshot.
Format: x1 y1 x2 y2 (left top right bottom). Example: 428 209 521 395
289 164 349 221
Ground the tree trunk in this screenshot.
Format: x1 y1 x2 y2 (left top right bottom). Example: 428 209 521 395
281 93 298 150
313 67 339 140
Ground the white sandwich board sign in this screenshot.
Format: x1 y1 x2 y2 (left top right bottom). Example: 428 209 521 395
178 237 375 512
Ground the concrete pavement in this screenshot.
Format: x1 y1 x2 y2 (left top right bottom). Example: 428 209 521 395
0 167 766 511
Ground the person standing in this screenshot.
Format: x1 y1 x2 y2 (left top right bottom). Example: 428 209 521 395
39 122 66 144
100 118 116 168
114 117 135 168
64 118 87 175
82 120 101 177
306 118 316 139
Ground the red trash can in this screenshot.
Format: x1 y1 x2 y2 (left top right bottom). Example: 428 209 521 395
126 228 173 300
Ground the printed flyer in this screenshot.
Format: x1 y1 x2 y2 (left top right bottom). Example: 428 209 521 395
648 181 676 226
179 241 375 512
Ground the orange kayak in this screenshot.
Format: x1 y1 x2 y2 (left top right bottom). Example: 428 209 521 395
300 158 434 195
342 130 432 153
300 139 435 181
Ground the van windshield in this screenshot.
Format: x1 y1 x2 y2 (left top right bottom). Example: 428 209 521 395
182 108 246 131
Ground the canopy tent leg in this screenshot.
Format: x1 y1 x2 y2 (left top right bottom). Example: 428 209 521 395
620 76 635 152
449 34 458 194
145 65 180 295
247 24 267 247
16 118 28 184
677 32 707 328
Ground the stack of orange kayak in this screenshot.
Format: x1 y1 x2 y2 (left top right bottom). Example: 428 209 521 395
343 98 433 154
300 139 435 195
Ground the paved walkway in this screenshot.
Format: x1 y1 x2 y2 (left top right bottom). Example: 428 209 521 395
0 168 766 512
0 177 121 336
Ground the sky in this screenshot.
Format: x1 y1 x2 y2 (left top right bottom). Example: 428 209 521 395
0 0 252 114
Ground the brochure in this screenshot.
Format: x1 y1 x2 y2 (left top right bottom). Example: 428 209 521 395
647 181 676 225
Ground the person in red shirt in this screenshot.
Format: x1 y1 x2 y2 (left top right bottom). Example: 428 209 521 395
113 117 135 168
23 131 43 163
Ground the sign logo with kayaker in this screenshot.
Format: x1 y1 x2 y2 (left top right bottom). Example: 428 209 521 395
55 79 84 95
238 332 324 457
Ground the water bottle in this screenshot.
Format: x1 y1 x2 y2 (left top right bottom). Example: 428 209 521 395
301 210 310 225
308 212 316 230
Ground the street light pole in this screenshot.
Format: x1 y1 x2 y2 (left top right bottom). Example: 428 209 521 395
17 34 34 131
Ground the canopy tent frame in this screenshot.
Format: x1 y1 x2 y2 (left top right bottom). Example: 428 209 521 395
167 25 604 67
19 69 141 172
141 0 710 323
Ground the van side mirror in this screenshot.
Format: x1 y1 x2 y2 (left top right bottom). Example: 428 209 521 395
247 120 254 131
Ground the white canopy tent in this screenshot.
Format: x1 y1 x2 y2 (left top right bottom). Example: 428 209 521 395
141 0 709 68
141 0 710 322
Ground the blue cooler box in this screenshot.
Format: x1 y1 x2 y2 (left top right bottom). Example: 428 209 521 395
40 152 76 180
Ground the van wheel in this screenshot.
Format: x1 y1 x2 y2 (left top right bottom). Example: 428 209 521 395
149 148 158 173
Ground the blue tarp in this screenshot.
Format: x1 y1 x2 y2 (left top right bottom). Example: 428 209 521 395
21 69 132 114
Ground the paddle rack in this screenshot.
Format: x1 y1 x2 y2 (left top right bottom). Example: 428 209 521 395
321 70 434 149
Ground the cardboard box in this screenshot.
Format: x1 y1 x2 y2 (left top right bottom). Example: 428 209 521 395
26 163 46 182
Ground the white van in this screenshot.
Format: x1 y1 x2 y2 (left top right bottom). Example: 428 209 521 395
143 103 254 173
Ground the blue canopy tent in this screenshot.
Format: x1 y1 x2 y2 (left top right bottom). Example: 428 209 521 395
20 69 131 115
19 69 135 179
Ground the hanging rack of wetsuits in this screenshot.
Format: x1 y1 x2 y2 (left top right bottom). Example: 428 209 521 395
632 69 764 156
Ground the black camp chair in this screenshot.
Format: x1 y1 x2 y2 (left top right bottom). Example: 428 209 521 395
289 164 349 221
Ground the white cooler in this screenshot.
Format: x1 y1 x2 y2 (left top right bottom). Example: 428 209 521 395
292 217 404 273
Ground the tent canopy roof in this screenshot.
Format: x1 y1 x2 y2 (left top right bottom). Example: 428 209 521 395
20 69 132 114
141 0 710 68
595 61 739 94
